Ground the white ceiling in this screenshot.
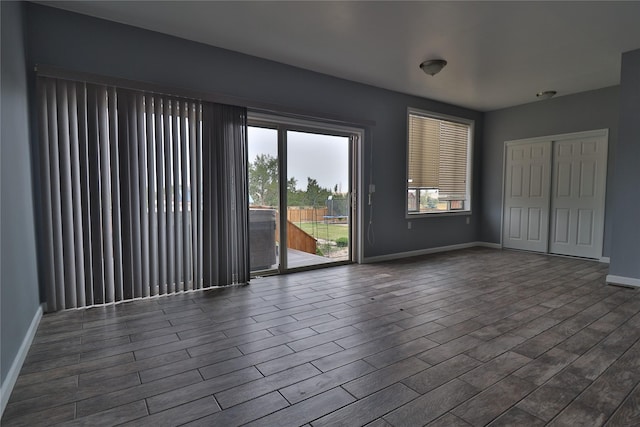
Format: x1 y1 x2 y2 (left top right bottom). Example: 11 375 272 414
40 1 640 111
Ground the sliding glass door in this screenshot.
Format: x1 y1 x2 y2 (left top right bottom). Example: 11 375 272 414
248 119 357 273
286 130 351 268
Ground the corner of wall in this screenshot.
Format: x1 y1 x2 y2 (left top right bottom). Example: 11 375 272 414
0 306 43 416
1 0 44 413
608 48 640 281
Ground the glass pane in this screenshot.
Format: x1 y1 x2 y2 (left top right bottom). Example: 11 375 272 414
286 130 350 268
248 126 279 272
407 188 450 213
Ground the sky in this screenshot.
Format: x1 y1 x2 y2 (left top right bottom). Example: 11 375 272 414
247 126 350 192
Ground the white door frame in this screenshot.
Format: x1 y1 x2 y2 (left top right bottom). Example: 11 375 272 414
501 129 609 259
248 112 365 267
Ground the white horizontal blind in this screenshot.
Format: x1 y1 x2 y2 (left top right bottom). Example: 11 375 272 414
37 76 248 312
438 120 469 201
408 114 439 188
408 113 470 201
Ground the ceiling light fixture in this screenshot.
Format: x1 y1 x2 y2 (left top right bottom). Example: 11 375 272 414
420 59 447 76
536 90 557 100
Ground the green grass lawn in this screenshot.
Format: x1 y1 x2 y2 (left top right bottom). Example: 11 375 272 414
297 221 349 242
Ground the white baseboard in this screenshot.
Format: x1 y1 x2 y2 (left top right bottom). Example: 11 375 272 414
599 257 610 264
362 241 500 264
1 304 43 417
475 241 502 249
606 274 640 288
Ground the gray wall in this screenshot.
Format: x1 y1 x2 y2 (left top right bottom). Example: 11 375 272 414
609 49 640 280
481 86 620 257
25 3 483 259
1 1 41 386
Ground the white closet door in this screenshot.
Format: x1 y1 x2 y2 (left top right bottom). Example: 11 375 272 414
549 136 608 258
503 141 552 252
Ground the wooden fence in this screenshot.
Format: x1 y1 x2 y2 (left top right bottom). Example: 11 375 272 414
285 221 317 254
263 211 317 255
249 207 328 255
287 207 328 223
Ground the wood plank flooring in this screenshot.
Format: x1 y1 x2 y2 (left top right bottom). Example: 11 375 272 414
3 248 640 426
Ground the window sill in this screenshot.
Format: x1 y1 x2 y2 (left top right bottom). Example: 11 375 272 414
406 210 472 219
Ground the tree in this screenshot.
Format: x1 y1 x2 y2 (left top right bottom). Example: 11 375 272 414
287 177 298 192
420 190 438 209
305 177 331 208
248 155 332 209
287 177 305 206
249 154 278 207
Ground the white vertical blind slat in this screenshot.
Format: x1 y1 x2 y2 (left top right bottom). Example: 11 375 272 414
146 95 159 296
96 85 116 303
165 99 176 294
37 79 58 311
127 93 143 298
67 83 87 307
47 81 67 309
117 91 134 301
189 103 200 289
136 93 150 298
201 105 213 287
108 87 124 302
155 96 168 295
87 86 106 304
180 101 191 290
196 105 204 289
229 117 240 280
77 83 94 306
56 81 79 308
172 103 183 292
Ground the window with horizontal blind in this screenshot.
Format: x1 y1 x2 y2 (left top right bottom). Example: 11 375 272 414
407 108 473 215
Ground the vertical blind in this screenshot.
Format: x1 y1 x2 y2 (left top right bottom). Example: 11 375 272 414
408 113 470 201
37 76 249 312
202 104 249 287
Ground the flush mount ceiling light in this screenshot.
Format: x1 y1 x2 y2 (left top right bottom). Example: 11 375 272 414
420 59 447 76
536 90 557 100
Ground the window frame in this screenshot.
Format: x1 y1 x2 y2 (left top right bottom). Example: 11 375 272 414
406 107 474 217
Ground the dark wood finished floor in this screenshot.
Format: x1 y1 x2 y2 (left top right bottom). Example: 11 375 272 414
4 248 640 426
